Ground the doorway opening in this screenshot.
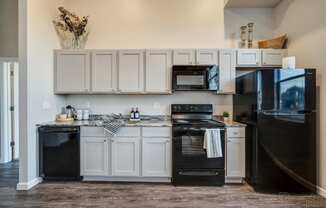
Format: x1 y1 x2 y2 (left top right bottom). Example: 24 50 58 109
0 60 19 188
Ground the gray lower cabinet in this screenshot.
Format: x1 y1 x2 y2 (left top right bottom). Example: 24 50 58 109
54 50 90 94
111 137 140 176
226 127 246 183
142 137 171 177
80 126 172 181
80 137 109 176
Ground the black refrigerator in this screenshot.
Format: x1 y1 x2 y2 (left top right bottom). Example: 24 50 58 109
233 68 316 193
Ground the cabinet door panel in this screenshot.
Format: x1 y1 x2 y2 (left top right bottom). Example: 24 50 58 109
226 138 245 177
173 49 196 65
219 49 236 94
262 49 286 66
111 137 140 176
142 138 171 177
55 50 90 93
196 49 218 65
91 50 117 93
237 49 260 66
81 137 109 176
145 50 172 93
118 50 144 93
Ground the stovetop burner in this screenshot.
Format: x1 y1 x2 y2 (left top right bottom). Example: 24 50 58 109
172 119 225 127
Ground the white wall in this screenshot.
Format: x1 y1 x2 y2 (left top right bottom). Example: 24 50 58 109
64 0 227 49
273 0 326 195
224 8 274 48
63 0 234 115
66 93 233 116
18 0 66 186
0 0 18 57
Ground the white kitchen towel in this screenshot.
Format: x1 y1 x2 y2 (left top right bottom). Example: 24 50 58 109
203 129 223 158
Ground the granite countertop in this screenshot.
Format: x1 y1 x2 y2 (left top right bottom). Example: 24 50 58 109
37 116 172 127
213 116 247 127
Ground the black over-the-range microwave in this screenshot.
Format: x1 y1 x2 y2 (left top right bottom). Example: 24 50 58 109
172 65 219 91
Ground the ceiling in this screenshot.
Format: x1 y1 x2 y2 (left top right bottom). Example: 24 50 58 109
225 0 282 8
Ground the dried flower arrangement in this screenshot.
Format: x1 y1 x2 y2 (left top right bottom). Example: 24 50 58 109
53 7 89 49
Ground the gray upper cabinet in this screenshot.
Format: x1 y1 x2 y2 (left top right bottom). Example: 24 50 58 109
91 50 118 93
218 49 236 94
54 50 90 94
261 49 287 66
173 49 196 65
196 49 219 65
145 49 172 94
237 49 261 67
118 50 145 93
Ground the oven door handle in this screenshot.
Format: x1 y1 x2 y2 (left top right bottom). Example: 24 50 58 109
178 170 221 176
188 128 225 131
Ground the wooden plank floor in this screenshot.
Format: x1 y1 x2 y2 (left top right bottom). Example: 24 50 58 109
0 162 326 207
0 160 19 188
0 181 325 208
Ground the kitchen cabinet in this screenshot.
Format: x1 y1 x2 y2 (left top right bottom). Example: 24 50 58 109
173 49 196 65
118 50 144 93
218 49 236 94
81 137 109 176
111 137 140 176
261 49 287 66
237 49 261 67
226 127 245 183
91 50 118 93
54 50 90 94
145 49 172 93
196 49 219 65
142 137 171 177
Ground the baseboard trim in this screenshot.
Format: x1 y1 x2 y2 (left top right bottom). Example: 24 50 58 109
83 176 171 183
317 186 326 198
16 177 42 191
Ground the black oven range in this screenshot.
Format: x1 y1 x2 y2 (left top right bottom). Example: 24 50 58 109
171 104 226 186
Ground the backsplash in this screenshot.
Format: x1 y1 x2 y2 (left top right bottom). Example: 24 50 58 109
65 92 233 116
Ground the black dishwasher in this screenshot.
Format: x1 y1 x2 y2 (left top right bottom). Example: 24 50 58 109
39 126 81 181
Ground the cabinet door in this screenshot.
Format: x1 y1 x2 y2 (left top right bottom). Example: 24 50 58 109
145 50 172 93
111 137 140 176
262 49 286 66
55 50 90 93
142 138 171 177
218 49 236 94
196 49 219 65
81 137 109 176
237 49 261 67
118 50 144 93
91 50 117 93
173 49 196 65
226 138 245 178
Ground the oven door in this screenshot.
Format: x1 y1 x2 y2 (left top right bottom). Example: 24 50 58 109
172 126 225 169
172 65 219 91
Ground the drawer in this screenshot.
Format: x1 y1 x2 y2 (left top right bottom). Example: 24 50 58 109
115 127 141 137
142 127 171 138
227 127 245 138
81 127 105 137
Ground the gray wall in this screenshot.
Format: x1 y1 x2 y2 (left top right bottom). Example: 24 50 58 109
0 0 18 57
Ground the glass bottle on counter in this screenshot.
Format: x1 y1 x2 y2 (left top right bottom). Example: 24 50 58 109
134 108 140 120
130 108 135 120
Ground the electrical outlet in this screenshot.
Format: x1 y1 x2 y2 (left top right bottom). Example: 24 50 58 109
42 101 51 110
153 102 161 109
